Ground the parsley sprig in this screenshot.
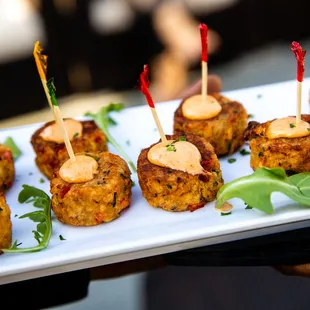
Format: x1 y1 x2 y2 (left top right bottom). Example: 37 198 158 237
165 136 186 152
85 103 136 172
2 185 52 253
216 167 310 214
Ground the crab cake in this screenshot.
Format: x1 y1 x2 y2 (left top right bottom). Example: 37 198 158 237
31 119 108 180
137 134 223 212
245 115 310 174
0 145 15 192
0 194 12 250
174 93 248 156
50 151 132 226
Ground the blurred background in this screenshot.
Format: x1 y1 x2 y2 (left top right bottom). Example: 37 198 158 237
2 0 310 309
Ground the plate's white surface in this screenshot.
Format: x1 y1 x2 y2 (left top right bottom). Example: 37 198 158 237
1 79 310 284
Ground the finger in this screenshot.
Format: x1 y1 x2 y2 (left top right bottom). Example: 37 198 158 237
177 74 222 99
274 264 310 278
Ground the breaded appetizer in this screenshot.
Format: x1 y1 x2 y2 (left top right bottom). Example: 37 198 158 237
31 119 108 180
0 145 15 192
245 115 310 174
173 93 248 156
0 194 12 251
137 134 223 212
50 151 132 226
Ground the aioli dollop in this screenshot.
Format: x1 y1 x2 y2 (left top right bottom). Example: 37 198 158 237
182 94 222 120
59 155 98 183
40 119 83 143
267 116 310 139
147 140 205 175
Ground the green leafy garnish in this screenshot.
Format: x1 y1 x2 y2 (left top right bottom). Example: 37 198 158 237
221 212 232 216
228 158 236 163
73 132 79 138
2 185 52 253
216 167 310 214
3 137 22 161
85 103 136 172
166 143 177 152
47 78 58 106
290 123 296 128
239 149 251 156
59 235 66 241
39 178 45 183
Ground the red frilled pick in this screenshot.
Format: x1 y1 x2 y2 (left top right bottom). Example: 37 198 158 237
291 41 307 82
199 23 208 62
138 65 155 108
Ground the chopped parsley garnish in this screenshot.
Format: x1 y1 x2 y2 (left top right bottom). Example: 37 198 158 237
228 158 236 163
39 178 45 183
239 149 251 156
248 114 255 119
73 132 79 138
290 123 296 128
59 235 66 241
166 144 177 152
131 180 135 187
221 212 232 216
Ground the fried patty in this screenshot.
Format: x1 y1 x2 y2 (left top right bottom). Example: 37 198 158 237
137 134 223 212
244 115 310 174
0 194 12 251
0 145 15 193
50 152 132 226
173 93 248 156
31 119 108 180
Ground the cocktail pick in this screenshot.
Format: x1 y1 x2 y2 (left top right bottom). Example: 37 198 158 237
138 65 168 145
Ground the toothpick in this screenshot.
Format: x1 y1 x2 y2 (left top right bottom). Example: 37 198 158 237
138 65 168 145
291 41 307 125
47 79 76 162
33 41 56 119
200 24 208 101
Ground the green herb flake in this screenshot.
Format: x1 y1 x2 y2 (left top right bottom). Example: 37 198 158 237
290 123 296 128
221 212 232 216
239 149 251 156
166 144 176 152
39 178 45 184
131 180 135 187
248 114 255 119
228 158 236 164
233 110 238 114
3 137 22 161
307 128 310 132
14 214 18 217
59 235 66 241
112 192 117 207
73 132 79 138
179 136 187 141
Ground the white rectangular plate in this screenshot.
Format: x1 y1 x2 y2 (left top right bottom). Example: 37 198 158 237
1 79 310 284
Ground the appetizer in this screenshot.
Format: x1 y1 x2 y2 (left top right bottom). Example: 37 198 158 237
173 24 247 156
50 151 132 226
244 42 307 175
137 134 223 212
0 194 12 251
244 115 310 174
173 93 248 156
31 119 108 180
0 144 15 192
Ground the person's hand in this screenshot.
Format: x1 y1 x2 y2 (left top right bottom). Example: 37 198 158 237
275 264 310 278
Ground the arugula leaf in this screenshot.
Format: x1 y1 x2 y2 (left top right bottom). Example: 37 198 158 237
2 185 52 253
85 103 137 172
216 167 310 214
3 137 22 161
